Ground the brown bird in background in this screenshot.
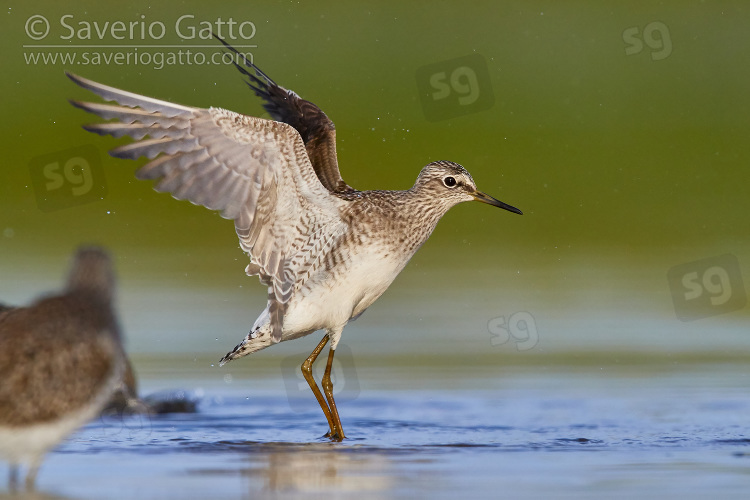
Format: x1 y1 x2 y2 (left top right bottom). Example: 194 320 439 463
0 247 128 490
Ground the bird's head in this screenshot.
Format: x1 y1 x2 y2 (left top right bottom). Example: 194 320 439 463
412 161 522 215
66 246 116 303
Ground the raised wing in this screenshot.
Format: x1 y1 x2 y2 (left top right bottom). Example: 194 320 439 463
216 36 355 194
67 73 349 342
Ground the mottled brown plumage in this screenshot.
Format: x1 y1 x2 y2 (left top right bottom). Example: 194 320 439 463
0 297 116 425
67 38 522 441
0 247 126 490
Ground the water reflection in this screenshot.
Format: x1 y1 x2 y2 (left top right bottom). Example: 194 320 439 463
0 492 75 500
240 443 395 494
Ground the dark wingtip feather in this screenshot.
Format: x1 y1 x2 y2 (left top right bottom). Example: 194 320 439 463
66 71 87 88
68 98 84 109
213 33 277 87
81 123 107 136
212 33 351 194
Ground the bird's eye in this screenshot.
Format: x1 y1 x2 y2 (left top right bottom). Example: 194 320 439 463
443 176 457 187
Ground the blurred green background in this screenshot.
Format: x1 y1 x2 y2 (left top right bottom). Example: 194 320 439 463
1 1 748 362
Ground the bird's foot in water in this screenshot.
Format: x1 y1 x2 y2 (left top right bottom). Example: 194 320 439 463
323 429 345 442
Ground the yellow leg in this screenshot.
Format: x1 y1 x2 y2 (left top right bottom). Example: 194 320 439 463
322 347 346 441
300 335 336 437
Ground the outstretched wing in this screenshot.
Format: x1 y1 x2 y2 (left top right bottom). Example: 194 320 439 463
67 73 349 342
215 37 355 194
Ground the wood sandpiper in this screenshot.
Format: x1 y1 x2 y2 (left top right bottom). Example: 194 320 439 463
0 247 127 490
67 38 522 441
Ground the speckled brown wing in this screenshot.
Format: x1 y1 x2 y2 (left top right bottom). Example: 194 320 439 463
0 295 118 426
68 73 349 341
215 36 355 195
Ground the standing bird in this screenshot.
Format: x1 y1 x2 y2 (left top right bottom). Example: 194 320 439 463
67 38 522 441
0 247 128 490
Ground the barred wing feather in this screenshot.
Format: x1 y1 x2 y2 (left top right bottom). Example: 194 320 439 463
67 73 348 341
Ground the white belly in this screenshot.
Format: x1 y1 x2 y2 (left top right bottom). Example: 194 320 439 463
282 250 408 335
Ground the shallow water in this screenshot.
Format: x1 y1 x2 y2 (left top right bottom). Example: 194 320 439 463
3 1 750 497
2 258 749 499
3 356 749 499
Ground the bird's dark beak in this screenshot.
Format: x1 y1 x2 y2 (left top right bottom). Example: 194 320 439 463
472 190 523 215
